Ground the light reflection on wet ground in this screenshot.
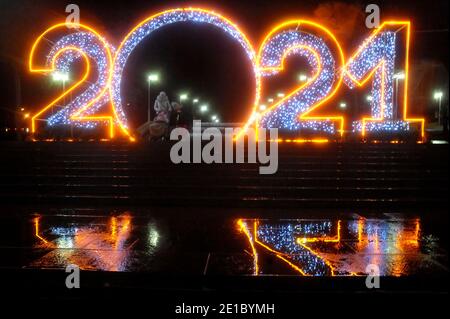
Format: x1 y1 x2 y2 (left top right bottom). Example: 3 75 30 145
238 218 446 276
0 211 447 276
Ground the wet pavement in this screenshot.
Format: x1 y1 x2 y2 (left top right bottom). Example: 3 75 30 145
1 209 447 277
0 142 448 302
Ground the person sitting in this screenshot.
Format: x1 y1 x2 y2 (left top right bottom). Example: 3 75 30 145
169 102 182 127
170 101 192 130
153 91 172 123
148 91 172 141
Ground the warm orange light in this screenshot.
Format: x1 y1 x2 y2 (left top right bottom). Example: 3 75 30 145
237 219 259 275
34 216 49 244
251 220 309 276
112 7 259 140
29 22 115 139
344 21 425 140
258 45 322 117
238 19 346 141
296 240 336 276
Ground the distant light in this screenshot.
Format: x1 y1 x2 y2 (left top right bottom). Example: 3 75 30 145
193 98 199 104
147 73 159 82
366 95 373 102
24 113 30 119
20 107 24 112
434 91 444 100
298 74 308 82
200 104 208 112
148 228 159 247
393 72 405 80
214 118 219 123
431 139 448 145
180 93 188 101
211 115 217 121
267 98 274 103
52 72 69 82
277 92 285 98
339 102 347 109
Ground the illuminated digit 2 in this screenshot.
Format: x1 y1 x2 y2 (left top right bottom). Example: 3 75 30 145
29 23 114 137
46 32 114 131
255 21 345 138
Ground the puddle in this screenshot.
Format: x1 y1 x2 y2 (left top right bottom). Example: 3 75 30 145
0 211 446 276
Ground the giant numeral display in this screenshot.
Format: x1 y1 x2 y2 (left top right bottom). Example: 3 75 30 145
28 8 424 141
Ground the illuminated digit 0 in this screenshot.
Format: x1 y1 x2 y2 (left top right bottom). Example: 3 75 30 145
110 8 259 140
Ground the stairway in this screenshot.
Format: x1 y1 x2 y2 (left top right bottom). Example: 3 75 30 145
0 141 447 209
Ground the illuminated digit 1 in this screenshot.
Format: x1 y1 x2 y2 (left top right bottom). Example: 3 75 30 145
256 20 345 139
344 21 424 139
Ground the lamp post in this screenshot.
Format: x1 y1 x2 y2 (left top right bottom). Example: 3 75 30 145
434 91 444 125
192 98 199 119
51 72 69 137
147 73 159 122
393 71 405 118
52 72 69 115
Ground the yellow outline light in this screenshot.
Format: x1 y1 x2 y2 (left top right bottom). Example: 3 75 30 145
344 21 425 140
111 7 260 140
239 19 346 142
29 22 115 138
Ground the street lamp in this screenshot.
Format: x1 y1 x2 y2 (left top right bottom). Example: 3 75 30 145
259 104 267 111
393 71 405 118
339 102 347 109
211 115 217 121
267 98 274 103
298 73 308 82
193 98 199 104
366 95 373 102
52 71 69 82
147 73 159 122
52 72 69 115
277 92 285 99
434 90 444 125
179 93 188 103
393 72 405 80
200 104 208 113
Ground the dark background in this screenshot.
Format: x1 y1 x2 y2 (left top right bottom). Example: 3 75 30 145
0 0 448 130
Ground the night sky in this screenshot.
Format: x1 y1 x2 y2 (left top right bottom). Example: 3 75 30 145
0 0 448 129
